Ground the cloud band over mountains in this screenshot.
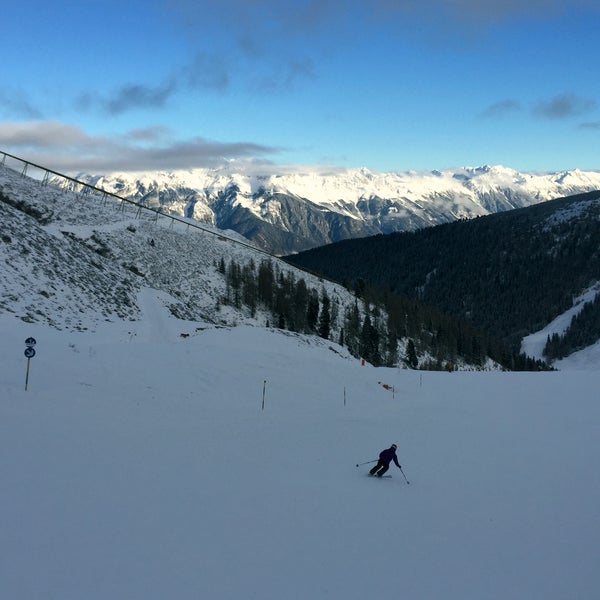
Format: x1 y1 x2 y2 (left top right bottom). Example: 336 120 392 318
0 121 280 173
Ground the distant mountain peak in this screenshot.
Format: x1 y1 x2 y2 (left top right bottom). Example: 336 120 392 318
64 165 600 255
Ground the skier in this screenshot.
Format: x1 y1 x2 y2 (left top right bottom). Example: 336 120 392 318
369 443 401 477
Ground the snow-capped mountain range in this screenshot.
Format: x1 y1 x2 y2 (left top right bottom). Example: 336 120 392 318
69 164 600 254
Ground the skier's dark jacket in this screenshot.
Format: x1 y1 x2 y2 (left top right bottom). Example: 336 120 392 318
379 446 400 467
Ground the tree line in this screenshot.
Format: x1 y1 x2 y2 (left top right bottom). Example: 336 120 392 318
218 257 398 366
217 256 545 370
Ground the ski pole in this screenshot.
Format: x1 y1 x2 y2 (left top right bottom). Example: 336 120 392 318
399 466 410 484
356 459 377 467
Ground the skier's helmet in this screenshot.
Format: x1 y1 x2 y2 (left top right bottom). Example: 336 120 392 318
391 444 397 449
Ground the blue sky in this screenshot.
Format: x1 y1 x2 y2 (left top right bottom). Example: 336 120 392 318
1 0 599 174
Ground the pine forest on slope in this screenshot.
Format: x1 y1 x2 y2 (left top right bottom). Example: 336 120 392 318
285 191 600 363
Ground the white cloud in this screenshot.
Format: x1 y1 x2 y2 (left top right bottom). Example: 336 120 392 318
0 120 280 173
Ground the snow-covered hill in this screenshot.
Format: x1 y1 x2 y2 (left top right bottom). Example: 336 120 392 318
69 164 600 254
0 162 353 335
1 295 599 600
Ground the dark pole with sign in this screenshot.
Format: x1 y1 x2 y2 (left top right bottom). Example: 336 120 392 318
24 338 37 391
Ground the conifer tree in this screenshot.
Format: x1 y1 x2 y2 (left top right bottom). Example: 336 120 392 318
293 278 309 332
307 290 319 331
406 339 418 369
385 314 399 367
344 301 361 356
258 259 275 308
318 291 331 340
359 312 380 365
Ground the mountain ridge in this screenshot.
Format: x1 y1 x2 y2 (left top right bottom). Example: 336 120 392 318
65 164 600 254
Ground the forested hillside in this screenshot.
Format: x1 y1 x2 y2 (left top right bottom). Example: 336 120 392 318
286 191 600 359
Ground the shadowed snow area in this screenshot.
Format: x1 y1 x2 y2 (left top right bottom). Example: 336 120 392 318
1 291 599 599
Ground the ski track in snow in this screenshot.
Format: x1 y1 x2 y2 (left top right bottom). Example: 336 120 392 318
521 283 600 363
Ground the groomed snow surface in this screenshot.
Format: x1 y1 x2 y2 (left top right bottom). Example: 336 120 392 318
2 289 599 600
